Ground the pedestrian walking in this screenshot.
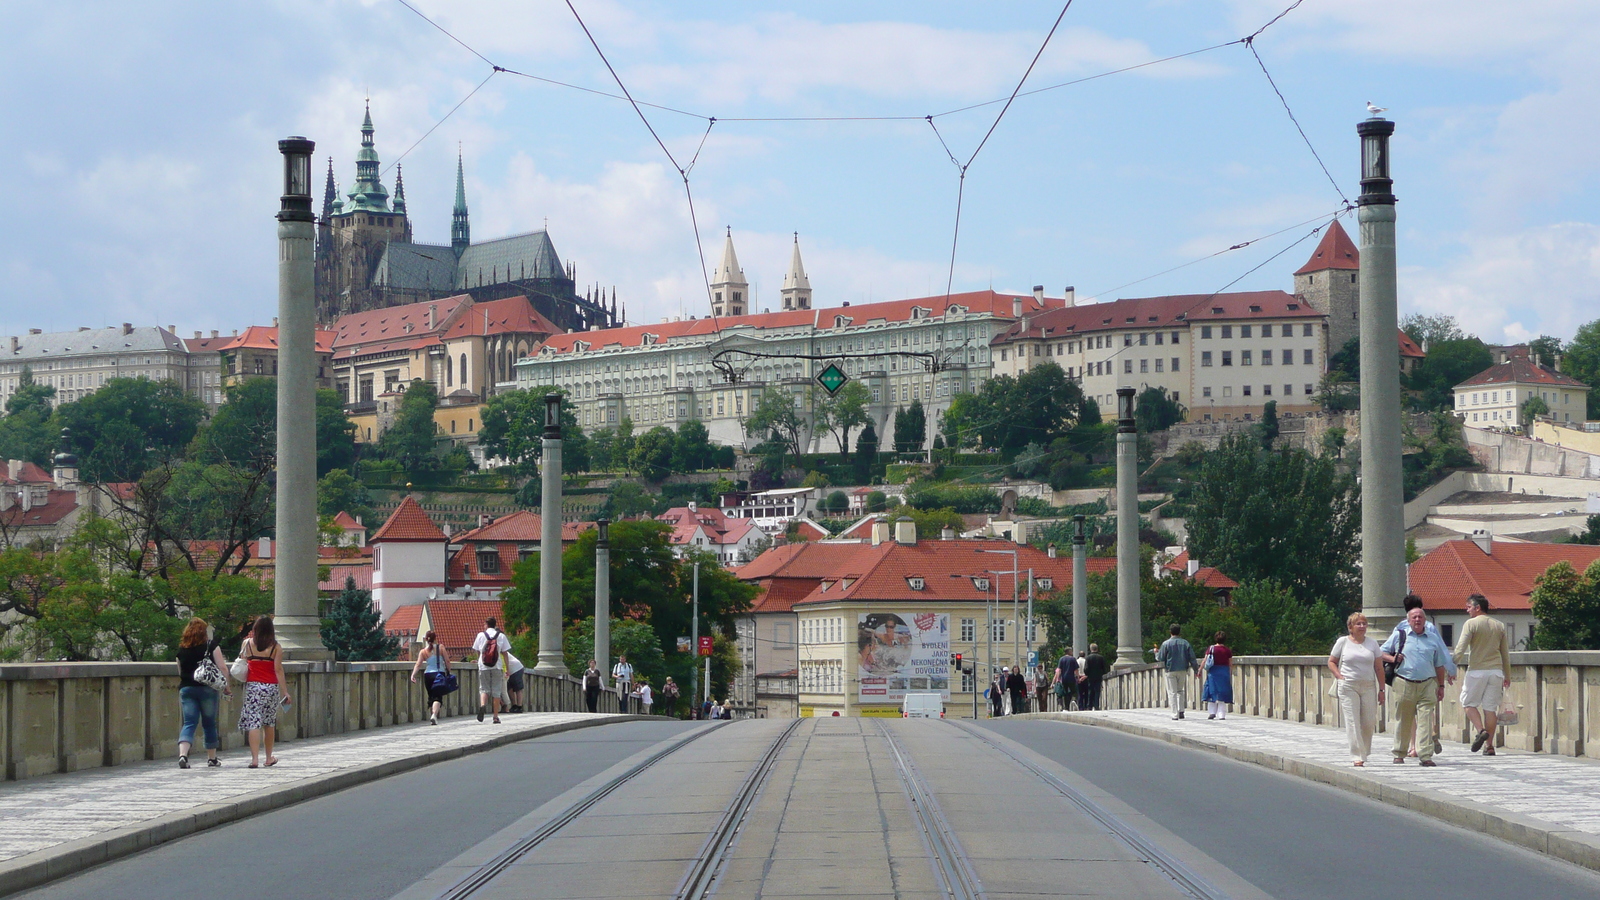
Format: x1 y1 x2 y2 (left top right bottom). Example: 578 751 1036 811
504 650 526 713
1005 665 1028 715
1453 594 1511 756
1156 625 1200 719
1201 632 1233 720
582 659 603 713
661 677 680 718
1389 595 1456 757
1083 644 1108 710
633 680 654 715
175 617 231 769
700 698 713 721
720 699 733 719
710 698 724 719
472 617 512 724
236 616 288 768
409 630 454 725
1381 607 1453 766
990 670 1006 717
1054 651 1080 711
612 653 634 713
1076 652 1090 710
1329 613 1385 766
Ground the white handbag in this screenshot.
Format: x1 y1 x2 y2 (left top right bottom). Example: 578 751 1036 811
230 654 250 683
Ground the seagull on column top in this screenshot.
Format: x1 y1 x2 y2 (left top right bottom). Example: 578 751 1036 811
1366 101 1388 115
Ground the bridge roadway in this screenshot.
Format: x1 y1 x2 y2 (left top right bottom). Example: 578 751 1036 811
16 718 1600 900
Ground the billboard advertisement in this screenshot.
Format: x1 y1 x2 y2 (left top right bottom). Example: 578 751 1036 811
857 612 950 702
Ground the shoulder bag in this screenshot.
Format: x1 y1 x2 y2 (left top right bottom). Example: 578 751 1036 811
432 651 460 696
230 641 251 683
1382 630 1406 686
193 643 229 692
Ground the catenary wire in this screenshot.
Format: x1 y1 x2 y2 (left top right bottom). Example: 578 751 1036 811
1245 39 1349 206
382 69 498 176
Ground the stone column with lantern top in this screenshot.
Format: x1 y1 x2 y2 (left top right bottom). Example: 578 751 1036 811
1113 387 1143 669
534 393 569 675
594 518 611 687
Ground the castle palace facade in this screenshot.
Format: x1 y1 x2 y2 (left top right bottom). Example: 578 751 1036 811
313 106 619 334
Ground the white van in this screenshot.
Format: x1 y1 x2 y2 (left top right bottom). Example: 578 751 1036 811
901 692 945 718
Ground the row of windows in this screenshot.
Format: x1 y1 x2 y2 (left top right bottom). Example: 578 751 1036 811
802 617 844 645
800 660 844 693
1200 323 1315 339
1201 349 1315 367
957 617 1016 643
1201 384 1315 399
1459 389 1574 407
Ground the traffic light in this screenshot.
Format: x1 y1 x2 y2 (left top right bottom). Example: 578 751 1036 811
952 653 964 672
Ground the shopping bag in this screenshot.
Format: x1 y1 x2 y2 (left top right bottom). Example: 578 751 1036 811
1496 693 1518 727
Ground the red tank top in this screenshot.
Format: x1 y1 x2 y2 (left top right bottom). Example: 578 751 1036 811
247 648 278 683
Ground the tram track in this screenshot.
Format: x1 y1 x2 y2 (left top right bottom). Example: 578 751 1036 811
877 720 989 900
952 720 1233 900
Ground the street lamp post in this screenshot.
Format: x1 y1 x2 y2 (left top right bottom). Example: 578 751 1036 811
594 518 611 688
534 393 568 675
1357 115 1406 632
977 547 1019 680
1072 514 1088 657
272 136 327 658
1113 387 1143 669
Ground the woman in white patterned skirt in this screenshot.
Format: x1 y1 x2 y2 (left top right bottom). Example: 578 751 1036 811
237 616 289 768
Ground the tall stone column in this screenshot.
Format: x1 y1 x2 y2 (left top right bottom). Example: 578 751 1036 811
273 138 328 658
1113 388 1143 669
593 518 611 687
1072 514 1088 657
1356 116 1406 632
535 393 569 675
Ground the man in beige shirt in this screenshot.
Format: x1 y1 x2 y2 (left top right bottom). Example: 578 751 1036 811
1452 593 1511 755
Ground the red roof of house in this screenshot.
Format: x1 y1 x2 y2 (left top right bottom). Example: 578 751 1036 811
371 497 447 543
1409 539 1600 612
384 604 424 637
1453 356 1589 390
1398 330 1425 359
2 461 54 485
791 519 831 542
183 333 233 353
321 562 374 593
1294 220 1360 275
992 289 1320 346
0 490 79 527
440 295 561 342
789 539 1112 607
657 506 759 547
453 510 591 544
532 290 1060 357
446 511 593 591
332 511 366 532
1191 567 1238 590
424 599 505 657
215 325 336 354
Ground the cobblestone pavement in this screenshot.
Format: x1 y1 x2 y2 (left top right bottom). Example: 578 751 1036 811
1074 709 1600 836
0 712 605 864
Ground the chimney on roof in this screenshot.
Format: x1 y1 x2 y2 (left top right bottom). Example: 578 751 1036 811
194 331 201 339
121 323 132 335
1555 352 1564 372
258 536 272 559
211 330 219 338
941 526 955 541
871 518 891 547
428 304 437 330
1047 542 1057 558
1470 529 1492 554
1033 285 1044 304
28 329 41 335
894 517 916 546
1013 297 1023 318
1187 559 1201 578
9 336 18 351
688 501 697 512
273 317 279 328
168 324 175 333
1064 286 1076 307
479 514 490 528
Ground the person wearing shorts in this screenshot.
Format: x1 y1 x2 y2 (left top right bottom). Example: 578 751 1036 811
504 651 526 713
1452 594 1510 756
472 618 512 724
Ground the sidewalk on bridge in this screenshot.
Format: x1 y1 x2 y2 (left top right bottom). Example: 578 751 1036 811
0 710 634 898
1022 709 1600 873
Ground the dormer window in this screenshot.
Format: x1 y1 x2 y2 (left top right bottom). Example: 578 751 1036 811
910 306 931 320
641 333 658 346
972 577 990 592
1036 577 1054 591
907 576 926 591
573 340 590 352
1212 307 1225 315
1248 305 1262 313
835 316 853 328
1287 303 1299 311
820 580 832 592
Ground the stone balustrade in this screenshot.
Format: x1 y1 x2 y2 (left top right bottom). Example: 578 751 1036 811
1101 652 1600 758
0 661 591 781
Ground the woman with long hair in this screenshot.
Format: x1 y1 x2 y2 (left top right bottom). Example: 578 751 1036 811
175 617 230 768
410 630 451 725
582 659 602 713
236 616 289 768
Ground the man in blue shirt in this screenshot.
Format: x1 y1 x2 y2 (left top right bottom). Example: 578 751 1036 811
1381 607 1454 766
1388 594 1458 758
1054 652 1079 711
1156 624 1200 720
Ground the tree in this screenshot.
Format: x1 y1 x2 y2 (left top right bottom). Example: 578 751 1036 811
1327 336 1360 382
1230 579 1342 654
0 366 56 467
853 421 879 482
192 378 275 469
1258 400 1279 449
1408 337 1492 411
1528 334 1565 367
1527 559 1600 650
1564 319 1600 418
321 576 398 661
866 490 887 512
672 419 714 472
601 481 658 519
316 389 358 477
561 616 666 683
1400 313 1465 348
588 427 617 472
318 469 374 521
479 387 588 473
1520 394 1550 426
1321 426 1347 459
631 426 677 482
893 400 927 453
56 377 207 482
825 490 849 514
1568 514 1600 545
1186 434 1360 610
938 363 1083 453
377 380 441 479
817 381 872 456
1079 396 1102 427
1135 386 1185 434
745 387 804 456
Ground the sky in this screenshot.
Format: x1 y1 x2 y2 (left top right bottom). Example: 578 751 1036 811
4 1 1599 346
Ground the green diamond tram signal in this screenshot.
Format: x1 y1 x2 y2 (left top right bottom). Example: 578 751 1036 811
816 363 849 395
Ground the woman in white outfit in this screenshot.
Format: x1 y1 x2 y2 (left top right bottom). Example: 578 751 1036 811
1328 612 1386 766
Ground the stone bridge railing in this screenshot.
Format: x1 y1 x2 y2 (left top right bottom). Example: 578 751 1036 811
1100 652 1600 758
0 661 596 781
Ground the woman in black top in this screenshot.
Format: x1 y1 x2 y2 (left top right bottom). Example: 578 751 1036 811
175 617 231 768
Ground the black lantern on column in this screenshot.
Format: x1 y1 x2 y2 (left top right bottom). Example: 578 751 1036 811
544 392 563 439
1116 386 1136 432
596 517 610 547
277 137 315 223
1357 117 1395 206
1072 513 1086 546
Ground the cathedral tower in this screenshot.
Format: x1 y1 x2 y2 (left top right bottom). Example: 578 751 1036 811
451 151 471 258
780 233 812 311
1293 219 1360 356
709 228 747 317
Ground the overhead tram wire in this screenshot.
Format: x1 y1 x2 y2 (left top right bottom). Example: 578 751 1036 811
1245 40 1349 206
382 70 497 177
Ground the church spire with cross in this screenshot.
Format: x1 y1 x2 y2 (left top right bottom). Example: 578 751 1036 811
781 232 812 311
709 227 747 317
344 101 391 213
451 148 471 258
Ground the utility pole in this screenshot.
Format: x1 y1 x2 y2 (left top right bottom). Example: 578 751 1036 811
271 137 328 658
1072 514 1088 657
1113 387 1143 669
691 561 701 710
534 393 568 675
1357 115 1406 633
986 577 995 717
1025 567 1035 667
593 518 610 688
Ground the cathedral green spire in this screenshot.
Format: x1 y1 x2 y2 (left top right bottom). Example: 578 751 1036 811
451 149 470 257
322 157 338 220
393 165 407 215
345 101 391 213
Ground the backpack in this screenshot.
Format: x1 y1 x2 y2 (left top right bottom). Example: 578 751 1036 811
480 630 500 668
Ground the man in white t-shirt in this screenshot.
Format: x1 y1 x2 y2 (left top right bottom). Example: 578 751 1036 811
612 654 634 713
472 617 512 724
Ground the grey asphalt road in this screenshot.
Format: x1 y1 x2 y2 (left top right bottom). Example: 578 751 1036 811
981 718 1600 900
15 719 697 900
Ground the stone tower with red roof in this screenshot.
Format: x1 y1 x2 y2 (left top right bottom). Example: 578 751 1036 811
1293 219 1361 357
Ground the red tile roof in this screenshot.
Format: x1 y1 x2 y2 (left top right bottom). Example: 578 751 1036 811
0 490 79 527
321 562 374 593
424 599 506 658
992 290 1319 345
332 511 366 532
384 604 424 637
657 506 760 548
371 496 447 542
1453 356 1589 390
1409 539 1600 612
791 519 831 542
1398 329 1425 359
440 295 561 341
446 512 593 591
1 461 54 485
215 325 336 354
532 290 1060 357
1294 219 1359 275
790 539 1112 606
453 510 590 543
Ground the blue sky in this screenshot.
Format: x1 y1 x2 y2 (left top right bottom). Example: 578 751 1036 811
4 1 1599 345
